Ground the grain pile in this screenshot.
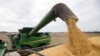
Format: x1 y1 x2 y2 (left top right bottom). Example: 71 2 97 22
29 19 100 56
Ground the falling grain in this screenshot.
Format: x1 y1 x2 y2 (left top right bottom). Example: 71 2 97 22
66 18 92 56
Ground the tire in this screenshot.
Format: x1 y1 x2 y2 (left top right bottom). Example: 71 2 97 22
39 43 46 47
21 45 31 50
38 43 46 50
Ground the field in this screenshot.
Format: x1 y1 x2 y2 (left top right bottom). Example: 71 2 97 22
0 32 100 47
1 32 100 56
50 32 100 45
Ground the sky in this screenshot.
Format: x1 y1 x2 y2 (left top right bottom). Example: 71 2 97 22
0 0 100 32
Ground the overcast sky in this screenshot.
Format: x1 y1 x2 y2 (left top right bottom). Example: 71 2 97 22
0 0 100 32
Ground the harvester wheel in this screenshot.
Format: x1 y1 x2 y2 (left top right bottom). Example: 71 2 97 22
39 43 46 47
21 45 31 50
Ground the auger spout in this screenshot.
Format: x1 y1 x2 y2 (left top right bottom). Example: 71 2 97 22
29 3 78 36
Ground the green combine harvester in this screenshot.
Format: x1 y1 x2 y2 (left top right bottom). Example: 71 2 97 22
10 27 51 49
0 3 77 56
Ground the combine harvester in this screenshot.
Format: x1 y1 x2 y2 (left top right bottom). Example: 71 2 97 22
9 27 51 49
0 3 100 56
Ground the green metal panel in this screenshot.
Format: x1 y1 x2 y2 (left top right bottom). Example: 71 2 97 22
13 33 51 48
22 37 51 48
21 33 50 47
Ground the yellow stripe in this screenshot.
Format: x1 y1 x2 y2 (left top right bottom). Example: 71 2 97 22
24 38 51 44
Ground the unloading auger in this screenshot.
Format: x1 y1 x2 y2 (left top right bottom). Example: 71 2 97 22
29 3 78 36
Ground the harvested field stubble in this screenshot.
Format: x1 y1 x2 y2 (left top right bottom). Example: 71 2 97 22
29 19 100 56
